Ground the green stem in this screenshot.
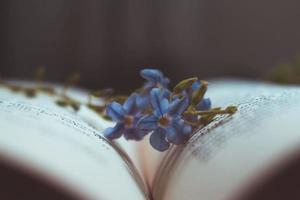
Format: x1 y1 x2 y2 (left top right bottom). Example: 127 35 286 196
186 106 237 116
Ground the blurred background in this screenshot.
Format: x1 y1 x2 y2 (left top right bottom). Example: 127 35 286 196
0 0 300 92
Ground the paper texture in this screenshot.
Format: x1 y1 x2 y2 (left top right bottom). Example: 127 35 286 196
0 86 147 200
160 81 300 200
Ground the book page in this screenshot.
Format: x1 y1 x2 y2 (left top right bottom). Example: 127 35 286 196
134 135 167 189
0 84 150 200
155 80 300 200
4 80 149 186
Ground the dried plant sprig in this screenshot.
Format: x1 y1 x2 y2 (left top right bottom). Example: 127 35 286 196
60 73 81 95
103 69 237 152
185 106 237 116
0 67 57 97
55 72 82 112
34 67 56 95
0 68 81 111
268 55 300 84
191 80 208 106
172 77 198 96
0 68 237 152
56 97 81 112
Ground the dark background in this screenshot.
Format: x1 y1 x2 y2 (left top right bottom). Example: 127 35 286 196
0 0 300 92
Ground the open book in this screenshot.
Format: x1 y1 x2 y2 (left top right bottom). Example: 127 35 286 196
1 80 300 200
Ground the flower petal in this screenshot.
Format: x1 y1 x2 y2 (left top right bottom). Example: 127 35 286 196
136 94 150 109
165 126 179 144
103 123 124 139
123 93 138 114
149 128 170 152
183 113 198 123
124 128 149 141
166 120 192 144
140 69 163 82
186 81 200 98
191 81 201 90
162 89 171 99
106 102 126 122
138 114 159 130
162 77 170 87
168 96 189 117
150 88 169 117
182 123 192 137
196 98 211 111
143 81 156 91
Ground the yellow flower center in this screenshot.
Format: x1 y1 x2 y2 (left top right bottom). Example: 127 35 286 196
156 83 162 88
124 116 134 128
158 116 170 127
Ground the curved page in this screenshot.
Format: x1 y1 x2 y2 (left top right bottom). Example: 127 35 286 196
0 85 148 200
156 81 300 200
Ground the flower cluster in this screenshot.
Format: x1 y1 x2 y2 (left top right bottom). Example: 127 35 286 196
0 66 237 152
0 67 236 151
103 69 237 151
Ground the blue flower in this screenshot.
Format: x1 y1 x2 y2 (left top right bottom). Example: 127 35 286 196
136 69 170 108
140 69 170 90
103 93 149 141
138 88 192 151
191 81 201 91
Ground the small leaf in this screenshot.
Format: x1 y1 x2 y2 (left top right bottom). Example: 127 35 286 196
70 102 80 112
38 86 56 95
91 88 114 97
24 88 37 98
8 84 22 92
56 100 68 107
112 95 128 104
191 80 208 106
150 129 170 152
225 106 238 114
88 104 105 113
173 77 198 95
